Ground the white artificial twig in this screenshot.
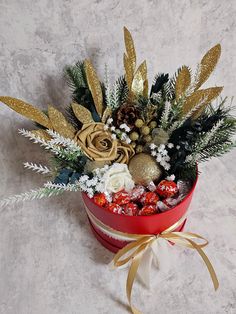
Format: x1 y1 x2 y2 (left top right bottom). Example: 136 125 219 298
23 162 51 175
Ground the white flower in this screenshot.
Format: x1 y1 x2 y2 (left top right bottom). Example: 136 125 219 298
110 126 115 131
121 133 127 140
125 125 131 132
176 145 180 150
167 143 174 149
104 125 109 131
162 149 168 156
79 175 89 183
156 154 162 162
166 174 175 181
103 163 135 193
150 143 157 150
119 123 126 130
111 134 117 140
125 137 131 144
107 118 113 125
158 144 165 152
151 151 157 157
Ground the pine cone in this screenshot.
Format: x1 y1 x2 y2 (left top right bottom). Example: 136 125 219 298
115 103 140 129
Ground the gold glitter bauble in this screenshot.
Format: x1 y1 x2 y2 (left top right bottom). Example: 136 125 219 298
128 153 163 186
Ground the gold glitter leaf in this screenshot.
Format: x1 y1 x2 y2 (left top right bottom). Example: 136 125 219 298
136 60 147 81
124 26 136 73
123 53 134 91
131 70 144 95
175 66 191 99
71 103 94 124
195 44 221 90
48 105 75 139
31 129 51 141
102 106 112 123
143 79 149 98
84 59 103 117
182 87 223 118
0 96 52 128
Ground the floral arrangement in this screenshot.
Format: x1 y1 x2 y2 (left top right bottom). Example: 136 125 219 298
1 27 234 314
0 27 235 215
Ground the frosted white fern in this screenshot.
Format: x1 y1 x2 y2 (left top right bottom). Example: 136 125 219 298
23 162 51 174
44 181 81 192
169 97 207 133
104 64 112 107
0 187 63 207
110 81 120 109
46 129 82 153
185 119 224 165
160 101 171 129
19 129 83 160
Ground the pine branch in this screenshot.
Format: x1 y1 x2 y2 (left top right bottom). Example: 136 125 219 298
23 162 51 174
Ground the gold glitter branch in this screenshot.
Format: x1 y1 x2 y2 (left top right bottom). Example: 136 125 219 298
0 96 52 128
181 86 223 119
123 27 148 98
175 66 191 100
195 44 221 90
84 59 103 118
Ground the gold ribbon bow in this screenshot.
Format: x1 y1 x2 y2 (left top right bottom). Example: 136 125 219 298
85 207 219 314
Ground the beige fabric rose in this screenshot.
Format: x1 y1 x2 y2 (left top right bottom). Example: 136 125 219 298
116 142 135 164
76 123 118 161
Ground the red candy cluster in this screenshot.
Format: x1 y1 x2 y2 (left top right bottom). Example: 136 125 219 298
92 180 179 216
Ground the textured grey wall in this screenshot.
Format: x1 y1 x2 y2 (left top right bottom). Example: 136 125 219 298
0 1 236 314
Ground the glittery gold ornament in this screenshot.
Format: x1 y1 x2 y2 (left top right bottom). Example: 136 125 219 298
128 153 163 186
124 26 136 73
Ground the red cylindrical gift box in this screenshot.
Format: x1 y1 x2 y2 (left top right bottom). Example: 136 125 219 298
82 177 198 253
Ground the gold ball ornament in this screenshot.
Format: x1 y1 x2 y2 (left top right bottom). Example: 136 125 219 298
141 126 150 135
149 121 157 129
130 131 139 141
128 153 163 186
135 119 144 128
135 145 143 153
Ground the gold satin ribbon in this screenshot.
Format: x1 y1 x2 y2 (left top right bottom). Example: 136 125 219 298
85 207 219 314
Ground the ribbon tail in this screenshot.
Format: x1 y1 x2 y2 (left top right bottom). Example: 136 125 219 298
187 239 219 291
137 246 153 288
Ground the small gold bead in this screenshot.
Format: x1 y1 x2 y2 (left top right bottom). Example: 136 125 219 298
131 141 137 148
135 119 144 128
144 135 152 143
149 121 157 129
141 126 150 135
136 145 143 153
130 131 139 141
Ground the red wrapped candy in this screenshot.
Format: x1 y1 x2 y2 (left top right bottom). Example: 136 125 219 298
141 191 159 205
93 193 107 207
139 204 157 216
106 203 123 214
113 190 131 205
130 185 145 201
123 203 139 216
156 180 178 198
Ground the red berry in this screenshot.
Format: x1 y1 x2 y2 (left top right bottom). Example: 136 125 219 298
139 205 157 216
93 193 107 207
141 192 159 205
123 203 139 216
113 190 131 205
156 180 178 198
106 203 123 214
